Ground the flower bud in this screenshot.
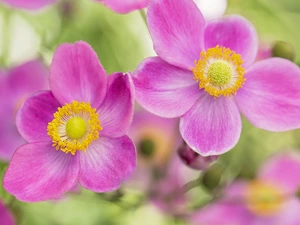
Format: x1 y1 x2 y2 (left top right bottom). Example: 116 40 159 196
177 142 218 170
201 162 224 191
272 41 296 61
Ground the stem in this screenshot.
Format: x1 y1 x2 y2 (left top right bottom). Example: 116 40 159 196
179 178 201 194
139 9 147 27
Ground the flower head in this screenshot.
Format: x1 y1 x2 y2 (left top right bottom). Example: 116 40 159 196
132 0 300 156
96 0 150 14
0 61 48 161
4 41 136 202
191 151 300 225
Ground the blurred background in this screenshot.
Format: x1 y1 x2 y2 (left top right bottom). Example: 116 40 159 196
0 0 300 224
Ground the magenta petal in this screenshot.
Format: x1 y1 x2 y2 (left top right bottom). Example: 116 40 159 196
191 202 254 225
180 95 241 156
2 0 56 10
4 142 79 202
236 58 300 131
147 0 205 70
78 136 136 192
16 91 60 143
50 41 107 108
7 60 49 102
133 57 202 118
0 200 14 225
97 73 134 138
205 15 258 68
99 0 150 14
258 151 300 193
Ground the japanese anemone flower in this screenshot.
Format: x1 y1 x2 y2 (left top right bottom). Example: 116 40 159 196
0 60 48 161
191 151 300 225
132 0 300 156
3 41 136 202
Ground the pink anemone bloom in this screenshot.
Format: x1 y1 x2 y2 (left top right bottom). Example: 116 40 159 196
132 0 300 156
3 41 136 202
0 199 14 225
126 109 181 190
96 0 150 14
191 151 300 225
2 0 57 10
0 60 48 161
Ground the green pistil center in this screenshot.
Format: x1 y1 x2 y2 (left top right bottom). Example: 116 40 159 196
66 117 87 139
208 60 232 86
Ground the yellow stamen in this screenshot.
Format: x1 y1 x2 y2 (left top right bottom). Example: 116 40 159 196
47 101 102 155
192 45 246 98
246 180 284 216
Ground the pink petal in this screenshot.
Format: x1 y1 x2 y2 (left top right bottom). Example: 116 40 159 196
132 57 202 118
16 91 60 143
272 198 300 225
204 15 258 68
258 151 300 193
236 58 300 131
191 202 254 225
147 0 205 70
225 181 249 200
98 0 150 14
50 41 107 108
78 136 136 192
2 0 56 10
4 142 79 202
0 123 25 161
97 73 134 138
7 60 49 103
0 200 14 225
180 94 242 156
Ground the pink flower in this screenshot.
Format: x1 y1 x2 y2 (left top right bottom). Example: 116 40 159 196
3 41 136 202
96 0 150 14
151 155 199 216
191 151 300 225
2 0 57 10
0 200 14 225
126 109 181 190
0 60 48 161
132 0 300 156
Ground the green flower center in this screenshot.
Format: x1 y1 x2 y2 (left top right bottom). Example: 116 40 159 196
208 60 232 86
66 117 87 139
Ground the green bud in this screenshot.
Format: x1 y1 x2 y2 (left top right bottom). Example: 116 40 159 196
272 41 296 61
202 162 224 191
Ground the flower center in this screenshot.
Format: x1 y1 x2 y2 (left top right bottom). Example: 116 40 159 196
66 117 87 139
246 180 284 216
47 101 102 155
192 45 246 98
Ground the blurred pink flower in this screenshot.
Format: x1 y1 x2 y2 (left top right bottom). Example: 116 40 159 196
0 60 48 161
132 0 300 156
2 0 57 10
191 151 300 225
151 155 199 216
96 0 150 14
126 109 181 190
4 41 136 202
0 200 14 225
